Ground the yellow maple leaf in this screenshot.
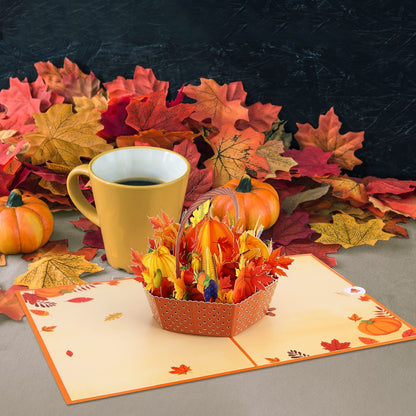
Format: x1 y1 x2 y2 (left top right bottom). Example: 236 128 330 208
311 213 395 248
104 312 123 321
73 93 108 113
23 103 112 167
14 254 103 289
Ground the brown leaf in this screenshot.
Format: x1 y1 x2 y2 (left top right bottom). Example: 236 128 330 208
256 140 297 178
14 254 103 289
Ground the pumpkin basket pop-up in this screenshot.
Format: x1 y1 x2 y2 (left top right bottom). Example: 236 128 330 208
131 185 293 337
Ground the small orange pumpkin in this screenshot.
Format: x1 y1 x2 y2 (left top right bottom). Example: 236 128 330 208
0 189 54 254
211 174 280 230
358 317 402 336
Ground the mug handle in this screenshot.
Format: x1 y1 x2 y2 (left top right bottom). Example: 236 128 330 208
67 164 100 226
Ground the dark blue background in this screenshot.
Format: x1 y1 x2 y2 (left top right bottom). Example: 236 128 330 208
1 0 415 179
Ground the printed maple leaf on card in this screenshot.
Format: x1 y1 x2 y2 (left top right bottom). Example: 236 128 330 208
126 91 194 132
103 65 169 100
205 124 269 186
14 254 103 289
321 339 351 352
310 213 395 248
35 58 101 103
295 107 364 170
23 103 112 168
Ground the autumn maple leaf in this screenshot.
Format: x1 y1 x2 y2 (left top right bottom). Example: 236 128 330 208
23 103 112 168
125 91 194 132
310 213 395 248
183 78 249 129
103 65 169 100
363 176 416 195
14 254 103 289
205 124 269 186
321 339 351 351
0 285 27 320
295 107 364 170
35 58 101 103
169 364 191 375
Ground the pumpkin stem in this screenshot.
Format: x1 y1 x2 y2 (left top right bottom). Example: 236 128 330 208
6 189 24 208
360 320 375 324
235 174 253 193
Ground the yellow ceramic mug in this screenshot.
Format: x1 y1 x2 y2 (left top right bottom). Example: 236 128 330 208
67 146 190 272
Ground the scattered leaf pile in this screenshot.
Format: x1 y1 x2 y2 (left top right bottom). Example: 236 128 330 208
1 58 415 318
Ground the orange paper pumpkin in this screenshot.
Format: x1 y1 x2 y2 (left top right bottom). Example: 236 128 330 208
0 189 54 254
358 317 402 336
211 174 280 230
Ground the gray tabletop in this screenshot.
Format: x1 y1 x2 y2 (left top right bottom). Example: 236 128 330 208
1 211 415 416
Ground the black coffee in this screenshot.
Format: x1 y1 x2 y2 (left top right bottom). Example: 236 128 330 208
114 177 164 186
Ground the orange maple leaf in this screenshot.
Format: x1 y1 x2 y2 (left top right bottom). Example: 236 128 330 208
295 107 364 170
41 325 57 332
358 337 378 345
183 78 249 129
0 285 27 320
205 124 269 186
126 92 194 132
35 58 101 103
348 313 362 322
116 129 197 150
313 174 368 206
103 65 169 100
265 357 280 363
169 364 191 375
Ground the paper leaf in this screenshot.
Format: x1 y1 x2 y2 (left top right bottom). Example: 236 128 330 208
267 211 313 246
0 285 27 320
103 65 169 100
321 339 351 351
284 146 341 177
23 103 112 167
363 176 416 195
174 140 214 207
105 312 123 321
126 91 194 132
14 254 103 289
35 58 101 103
183 78 249 129
282 185 330 215
313 175 368 206
116 129 197 150
311 214 395 248
295 107 364 170
256 140 297 178
205 124 269 186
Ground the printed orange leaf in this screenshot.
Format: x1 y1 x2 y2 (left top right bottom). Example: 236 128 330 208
41 325 57 332
265 357 280 363
103 65 169 100
116 129 197 150
105 312 123 321
321 338 351 351
126 91 194 132
67 297 94 303
205 124 269 186
295 107 364 170
30 309 50 316
169 364 191 375
348 313 362 322
313 174 368 206
23 103 112 167
402 329 416 338
256 140 297 178
358 337 378 344
35 58 101 103
14 254 103 289
183 78 249 129
0 285 27 320
310 214 395 248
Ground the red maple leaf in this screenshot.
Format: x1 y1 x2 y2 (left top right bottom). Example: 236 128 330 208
173 140 213 207
99 96 138 141
321 339 351 352
126 91 194 132
363 176 416 195
284 146 341 177
104 65 169 100
169 364 191 375
66 297 94 303
0 285 27 320
371 193 416 219
70 217 100 232
295 107 364 170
